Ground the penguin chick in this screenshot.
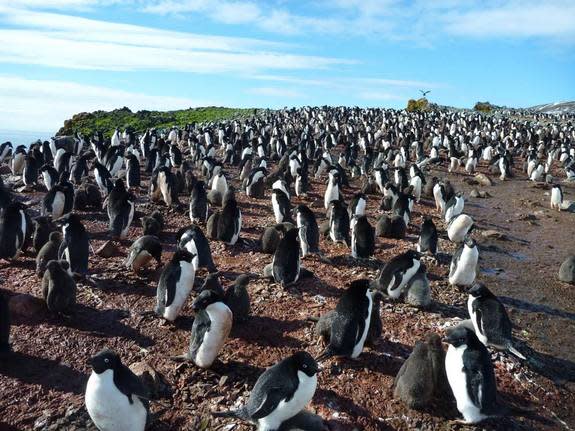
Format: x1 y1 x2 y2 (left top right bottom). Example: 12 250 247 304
32 216 57 253
142 210 164 236
125 235 162 273
42 260 76 315
36 231 62 277
224 274 251 323
0 292 11 353
198 272 225 296
278 410 327 431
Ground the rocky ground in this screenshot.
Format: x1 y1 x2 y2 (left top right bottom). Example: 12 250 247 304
0 157 574 431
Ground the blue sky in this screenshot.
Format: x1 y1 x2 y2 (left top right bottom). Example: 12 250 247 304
0 0 574 134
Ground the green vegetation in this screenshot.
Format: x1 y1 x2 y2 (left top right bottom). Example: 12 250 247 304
474 101 493 112
57 106 258 137
406 98 429 112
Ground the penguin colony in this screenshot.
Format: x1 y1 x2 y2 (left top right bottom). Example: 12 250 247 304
0 108 573 430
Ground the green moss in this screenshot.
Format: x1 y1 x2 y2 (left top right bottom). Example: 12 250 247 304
406 98 429 112
474 101 493 112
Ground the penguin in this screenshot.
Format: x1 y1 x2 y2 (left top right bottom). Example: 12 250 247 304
177 225 217 273
465 149 478 174
328 200 350 246
42 260 76 315
155 249 196 321
404 265 432 308
392 192 411 226
152 167 178 207
0 292 10 353
499 155 511 181
124 235 162 273
73 180 102 210
246 166 267 198
316 279 376 360
142 210 164 236
433 182 448 213
183 289 233 368
125 153 141 190
206 211 220 240
213 351 318 431
272 178 291 200
106 179 135 239
42 180 73 220
375 214 406 239
449 237 479 288
293 205 319 258
351 215 375 259
198 272 225 296
294 167 309 197
409 171 424 202
40 164 59 191
444 192 464 222
69 153 90 185
22 154 39 187
217 193 241 245
373 250 421 299
32 216 56 253
211 170 228 196
0 201 29 260
93 161 113 196
0 141 12 163
260 222 295 254
224 274 251 323
444 326 500 424
36 231 62 277
11 145 26 175
349 192 367 218
417 216 438 255
272 188 293 224
189 180 208 224
85 349 148 431
447 213 474 243
56 213 89 275
393 333 449 410
268 228 301 287
278 411 327 431
550 184 563 211
467 283 526 359
324 171 340 209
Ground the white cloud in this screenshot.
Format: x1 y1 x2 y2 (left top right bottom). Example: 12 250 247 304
248 87 303 98
0 75 211 132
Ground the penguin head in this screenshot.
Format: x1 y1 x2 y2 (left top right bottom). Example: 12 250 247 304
467 282 493 298
192 289 223 311
197 272 224 295
54 213 80 226
88 349 122 374
48 231 62 242
113 179 125 190
424 333 443 351
404 249 421 261
234 273 251 288
445 326 476 348
46 260 64 273
290 351 319 377
463 236 476 248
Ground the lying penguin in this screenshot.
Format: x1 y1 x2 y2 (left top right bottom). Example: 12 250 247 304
125 235 162 274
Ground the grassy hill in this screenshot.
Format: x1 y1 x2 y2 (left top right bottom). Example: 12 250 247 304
57 106 258 137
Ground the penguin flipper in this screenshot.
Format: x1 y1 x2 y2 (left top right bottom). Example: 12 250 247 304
250 386 295 420
115 364 149 405
164 265 181 308
507 345 527 361
389 271 404 293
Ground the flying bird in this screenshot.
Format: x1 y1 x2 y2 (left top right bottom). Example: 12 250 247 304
419 90 431 97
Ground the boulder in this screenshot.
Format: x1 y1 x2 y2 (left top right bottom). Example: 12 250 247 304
129 361 171 399
95 240 118 258
558 255 575 284
9 294 45 319
475 173 493 186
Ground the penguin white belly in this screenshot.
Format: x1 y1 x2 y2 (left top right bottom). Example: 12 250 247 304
450 248 478 286
85 370 147 431
42 172 51 190
163 262 195 321
15 210 27 254
121 202 135 238
299 228 309 257
388 260 420 299
295 176 302 196
329 220 337 243
550 189 562 209
445 345 487 424
355 199 366 216
410 177 422 201
324 184 338 209
52 191 65 219
448 216 472 243
184 239 199 270
352 292 373 358
272 194 282 224
258 372 317 431
351 227 357 258
229 211 241 245
158 173 171 206
129 250 152 272
111 157 123 177
195 302 232 368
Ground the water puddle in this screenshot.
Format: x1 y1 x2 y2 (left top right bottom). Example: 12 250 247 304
480 267 505 276
509 252 527 261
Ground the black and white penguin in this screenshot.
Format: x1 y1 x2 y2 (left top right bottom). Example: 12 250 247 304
124 235 162 273
189 180 208 224
447 213 474 243
68 153 90 185
324 171 340 209
444 326 499 424
328 200 350 246
278 411 326 431
11 145 26 175
106 179 135 239
36 231 62 277
499 155 511 181
444 192 465 222
272 188 293 224
125 153 141 190
56 213 89 275
42 178 74 220
293 205 319 258
269 228 301 287
32 216 56 253
550 184 563 211
0 201 29 260
373 250 421 299
211 170 228 196
155 249 196 321
433 181 448 213
316 279 376 360
0 141 12 164
467 283 526 359
85 349 148 431
182 289 232 368
294 167 309 197
245 166 267 198
152 166 178 207
142 210 164 236
177 225 217 273
213 351 318 430
449 237 479 287
224 274 251 323
417 216 438 255
351 215 375 259
22 154 39 187
0 292 10 353
217 193 241 245
42 260 76 315
349 192 367 218
40 164 59 191
93 161 113 196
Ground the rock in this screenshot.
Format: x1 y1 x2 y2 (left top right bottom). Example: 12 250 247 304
469 189 480 198
481 229 508 240
9 294 45 318
478 190 491 198
558 255 575 284
463 177 479 186
129 361 171 399
95 240 117 258
475 173 493 186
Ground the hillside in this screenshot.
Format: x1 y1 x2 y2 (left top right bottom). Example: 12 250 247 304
56 106 258 137
528 101 575 115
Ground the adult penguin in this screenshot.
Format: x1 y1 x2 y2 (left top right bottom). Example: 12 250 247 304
69 153 90 185
0 201 30 260
224 274 251 323
178 289 232 368
550 184 563 211
324 171 340 209
444 192 465 222
42 176 74 220
124 235 162 273
447 213 474 243
348 192 367 218
328 200 350 246
106 179 135 239
85 349 148 431
32 216 56 252
293 205 319 258
417 216 438 255
316 279 376 361
211 170 228 196
56 213 89 275
93 161 113 196
36 231 62 277
269 228 301 288
155 249 196 321
40 164 59 191
217 191 241 245
272 188 293 224
189 180 208 224
11 145 26 175
449 237 479 288
213 351 318 431
42 260 76 315
245 166 267 198
177 225 217 273
151 166 178 207
467 283 526 359
373 250 421 299
125 153 141 190
351 215 375 259
294 167 309 197
0 292 10 353
22 154 39 187
444 326 500 424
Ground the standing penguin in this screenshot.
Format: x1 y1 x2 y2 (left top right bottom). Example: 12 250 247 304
22 154 39 187
449 237 478 288
269 228 301 288
213 351 318 430
42 179 74 220
316 279 376 361
189 180 208 224
181 289 232 368
211 170 228 196
56 213 89 275
444 192 465 222
328 200 350 246
444 326 500 424
155 249 196 321
93 161 113 196
85 349 148 431
293 205 319 258
42 260 76 315
324 171 340 209
351 215 375 259
348 192 367 218
467 283 526 359
11 145 26 175
417 217 438 255
272 188 293 224
0 201 30 261
32 216 56 253
550 184 563 211
125 153 141 190
106 179 135 239
447 213 474 243
217 193 241 245
224 274 251 323
125 235 162 273
245 166 267 198
373 250 421 299
40 164 59 191
177 225 217 273
0 292 10 353
36 231 62 277
142 210 164 236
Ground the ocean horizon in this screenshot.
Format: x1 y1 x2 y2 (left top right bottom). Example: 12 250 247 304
0 129 54 146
